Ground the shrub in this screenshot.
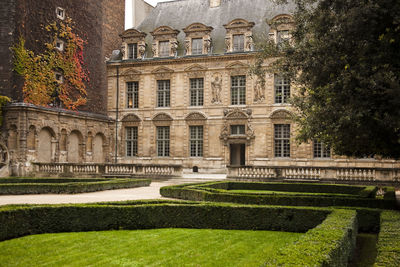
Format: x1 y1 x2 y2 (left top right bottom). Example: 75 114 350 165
0 201 331 241
264 209 358 267
0 177 150 194
374 210 400 266
160 182 397 210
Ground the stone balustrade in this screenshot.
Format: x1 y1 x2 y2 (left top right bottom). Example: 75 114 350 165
33 163 182 178
228 165 400 184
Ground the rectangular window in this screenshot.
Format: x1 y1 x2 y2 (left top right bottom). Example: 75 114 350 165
157 80 170 107
159 41 170 57
191 38 203 55
157 126 170 157
190 126 203 157
313 141 331 158
190 78 204 106
231 76 246 105
126 82 139 108
126 127 138 157
275 75 290 103
230 125 245 135
277 30 290 44
128 43 138 59
274 124 290 157
56 39 64 51
233 34 244 52
56 7 65 20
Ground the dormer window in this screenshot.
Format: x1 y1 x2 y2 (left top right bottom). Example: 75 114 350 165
56 7 65 20
233 34 244 52
159 41 170 57
183 23 213 56
268 14 294 45
150 26 180 58
128 43 138 59
191 38 203 55
119 29 147 60
223 19 255 53
55 39 64 51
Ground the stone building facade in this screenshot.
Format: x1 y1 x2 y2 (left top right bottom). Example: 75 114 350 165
107 0 400 174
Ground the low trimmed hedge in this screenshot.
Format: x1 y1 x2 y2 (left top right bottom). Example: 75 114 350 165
0 177 151 194
264 209 358 266
0 201 332 241
374 210 400 266
160 182 397 209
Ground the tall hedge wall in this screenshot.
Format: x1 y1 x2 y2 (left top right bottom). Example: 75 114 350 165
374 210 400 266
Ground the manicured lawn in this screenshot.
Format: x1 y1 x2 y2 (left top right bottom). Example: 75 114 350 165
0 228 302 267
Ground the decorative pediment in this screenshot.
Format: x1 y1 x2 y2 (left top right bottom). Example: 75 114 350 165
150 26 180 36
270 109 293 120
122 114 141 122
224 108 252 120
152 66 174 74
119 28 147 40
268 14 294 29
183 23 213 34
226 61 249 69
185 112 207 121
152 113 173 122
121 69 141 76
185 64 207 72
224 19 255 30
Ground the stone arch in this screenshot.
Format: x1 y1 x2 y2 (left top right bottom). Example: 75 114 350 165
185 112 207 123
27 125 36 150
152 112 173 126
93 132 106 163
122 113 141 123
37 127 55 162
7 125 18 150
67 130 84 163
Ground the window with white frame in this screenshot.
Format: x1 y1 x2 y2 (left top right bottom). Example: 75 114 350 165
56 7 65 20
230 125 245 135
157 80 170 107
190 78 204 106
55 39 64 51
157 126 170 157
274 124 290 157
313 140 331 158
159 41 169 57
191 38 203 55
277 30 290 44
126 82 139 108
55 72 63 83
274 75 290 104
190 126 203 157
126 127 138 157
231 75 246 105
233 34 244 52
127 43 137 59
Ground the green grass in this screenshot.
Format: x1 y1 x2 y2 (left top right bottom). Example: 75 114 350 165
0 228 302 267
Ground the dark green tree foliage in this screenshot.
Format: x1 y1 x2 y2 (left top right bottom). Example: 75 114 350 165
262 0 400 158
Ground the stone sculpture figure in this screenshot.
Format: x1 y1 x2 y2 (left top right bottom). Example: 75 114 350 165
171 40 178 56
120 44 126 58
211 73 222 104
254 79 265 103
204 36 212 54
225 37 231 52
138 43 146 59
152 42 157 57
185 39 190 55
246 34 254 51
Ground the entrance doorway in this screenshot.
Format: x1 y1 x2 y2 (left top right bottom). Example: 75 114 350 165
230 143 245 166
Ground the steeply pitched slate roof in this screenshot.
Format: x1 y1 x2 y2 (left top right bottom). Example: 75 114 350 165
135 0 296 56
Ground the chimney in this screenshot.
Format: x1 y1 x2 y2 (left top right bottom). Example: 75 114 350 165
210 0 221 8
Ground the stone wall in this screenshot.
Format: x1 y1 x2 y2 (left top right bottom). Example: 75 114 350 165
2 103 114 176
0 0 125 114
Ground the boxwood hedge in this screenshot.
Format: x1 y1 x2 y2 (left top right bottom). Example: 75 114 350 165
0 177 151 194
160 181 397 209
374 210 400 266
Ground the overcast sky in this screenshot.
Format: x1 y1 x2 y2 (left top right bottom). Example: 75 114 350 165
125 0 175 29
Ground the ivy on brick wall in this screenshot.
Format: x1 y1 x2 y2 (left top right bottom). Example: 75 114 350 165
12 17 88 110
